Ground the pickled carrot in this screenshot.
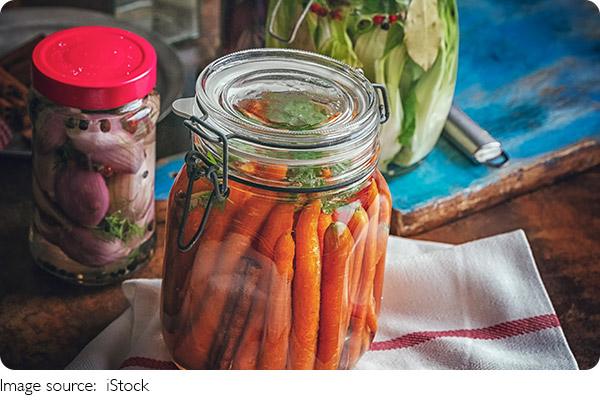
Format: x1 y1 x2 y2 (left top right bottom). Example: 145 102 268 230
231 267 271 370
259 231 295 369
259 163 289 181
317 212 333 257
289 199 322 369
363 178 379 211
256 202 295 260
347 206 369 309
331 205 354 225
212 256 263 369
315 222 353 370
374 169 391 208
365 294 378 336
345 181 380 368
237 161 289 182
174 190 273 369
373 182 391 316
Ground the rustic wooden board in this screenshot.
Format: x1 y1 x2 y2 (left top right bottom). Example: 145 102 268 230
155 0 600 235
388 0 600 235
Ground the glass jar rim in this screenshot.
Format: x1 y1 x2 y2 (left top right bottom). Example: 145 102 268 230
195 48 381 150
174 48 386 193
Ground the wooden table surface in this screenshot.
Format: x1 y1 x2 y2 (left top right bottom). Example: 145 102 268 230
0 156 598 370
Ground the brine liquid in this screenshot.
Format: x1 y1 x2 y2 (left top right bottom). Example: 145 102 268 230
28 90 159 285
161 167 391 369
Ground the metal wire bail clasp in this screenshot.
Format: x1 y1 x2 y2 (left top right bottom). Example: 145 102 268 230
172 98 231 252
373 84 390 124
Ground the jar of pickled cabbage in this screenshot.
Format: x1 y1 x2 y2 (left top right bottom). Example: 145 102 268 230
162 48 391 369
28 27 159 285
266 0 459 176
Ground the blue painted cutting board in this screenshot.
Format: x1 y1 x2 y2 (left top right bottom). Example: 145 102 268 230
155 0 600 234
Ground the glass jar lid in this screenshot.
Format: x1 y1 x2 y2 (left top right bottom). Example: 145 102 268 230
195 48 381 149
32 26 157 110
172 48 388 194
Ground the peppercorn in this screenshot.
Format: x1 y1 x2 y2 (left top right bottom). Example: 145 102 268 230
78 119 89 130
100 119 111 132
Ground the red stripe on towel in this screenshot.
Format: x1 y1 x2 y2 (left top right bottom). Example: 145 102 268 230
119 356 179 370
370 314 560 351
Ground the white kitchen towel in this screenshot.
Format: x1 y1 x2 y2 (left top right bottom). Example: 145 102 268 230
66 229 578 370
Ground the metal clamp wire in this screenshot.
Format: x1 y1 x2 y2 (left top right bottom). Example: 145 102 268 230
373 84 390 124
176 124 231 251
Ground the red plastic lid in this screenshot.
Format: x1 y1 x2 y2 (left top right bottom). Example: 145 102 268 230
32 26 157 110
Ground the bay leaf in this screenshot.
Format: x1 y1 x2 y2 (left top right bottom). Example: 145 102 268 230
404 0 442 72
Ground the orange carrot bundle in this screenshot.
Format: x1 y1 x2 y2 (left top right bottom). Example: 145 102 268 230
259 231 295 369
289 199 322 369
212 256 263 369
315 222 354 369
173 191 275 369
166 167 392 370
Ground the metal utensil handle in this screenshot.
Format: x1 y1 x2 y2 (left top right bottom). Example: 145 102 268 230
444 103 509 168
447 104 497 149
268 0 314 43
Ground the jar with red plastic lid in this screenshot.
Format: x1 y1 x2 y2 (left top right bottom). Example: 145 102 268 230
162 48 391 369
28 26 160 285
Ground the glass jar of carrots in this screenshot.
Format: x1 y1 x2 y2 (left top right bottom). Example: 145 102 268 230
161 49 391 369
